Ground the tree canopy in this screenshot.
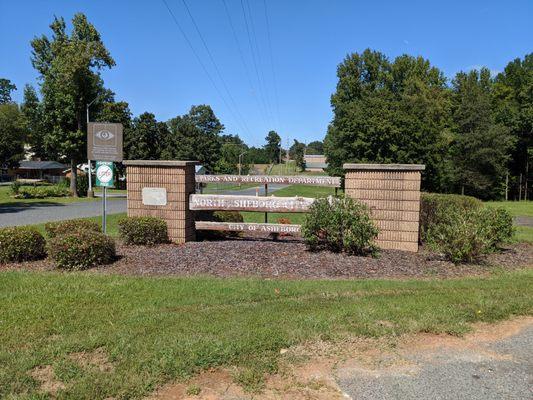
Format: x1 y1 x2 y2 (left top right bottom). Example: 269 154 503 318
0 78 17 104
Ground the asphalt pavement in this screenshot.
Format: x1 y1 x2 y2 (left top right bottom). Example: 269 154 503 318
336 324 533 400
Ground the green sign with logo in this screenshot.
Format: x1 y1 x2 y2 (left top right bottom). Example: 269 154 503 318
95 161 114 188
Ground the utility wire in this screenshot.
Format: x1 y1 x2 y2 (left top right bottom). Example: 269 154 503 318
263 0 282 133
240 0 273 127
161 0 249 136
179 0 252 137
221 0 269 128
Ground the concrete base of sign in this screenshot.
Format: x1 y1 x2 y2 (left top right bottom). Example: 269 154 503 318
124 160 198 243
343 163 425 252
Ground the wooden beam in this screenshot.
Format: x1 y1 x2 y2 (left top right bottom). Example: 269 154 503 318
189 194 315 212
195 174 341 187
196 221 301 234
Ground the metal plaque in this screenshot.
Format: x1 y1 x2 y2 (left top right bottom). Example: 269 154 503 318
142 187 167 206
88 122 123 162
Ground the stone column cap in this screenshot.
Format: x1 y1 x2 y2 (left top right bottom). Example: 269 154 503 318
123 160 200 166
343 163 425 171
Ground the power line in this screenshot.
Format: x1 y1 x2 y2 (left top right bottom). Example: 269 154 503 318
179 0 252 137
245 0 275 125
161 0 249 136
221 0 269 128
263 0 282 133
240 0 273 128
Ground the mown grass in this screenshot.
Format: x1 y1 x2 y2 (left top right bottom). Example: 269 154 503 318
515 226 533 243
0 269 531 398
28 212 126 238
0 185 96 206
485 200 533 217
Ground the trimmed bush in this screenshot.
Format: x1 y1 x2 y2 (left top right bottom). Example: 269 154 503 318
213 211 244 223
47 230 116 269
15 185 69 199
45 219 101 238
302 196 379 256
420 193 482 240
424 206 515 263
0 227 47 263
118 216 169 245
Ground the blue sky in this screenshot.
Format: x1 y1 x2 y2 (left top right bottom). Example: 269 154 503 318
1 0 531 146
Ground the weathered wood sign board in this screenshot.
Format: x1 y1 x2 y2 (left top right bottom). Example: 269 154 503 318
190 194 315 212
196 221 301 234
195 174 341 187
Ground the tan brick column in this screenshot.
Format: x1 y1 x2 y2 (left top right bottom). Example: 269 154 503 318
124 160 198 243
343 164 425 252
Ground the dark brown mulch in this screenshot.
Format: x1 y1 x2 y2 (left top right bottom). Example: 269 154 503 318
4 236 531 280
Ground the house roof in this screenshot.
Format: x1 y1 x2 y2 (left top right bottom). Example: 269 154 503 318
306 162 328 169
18 161 69 170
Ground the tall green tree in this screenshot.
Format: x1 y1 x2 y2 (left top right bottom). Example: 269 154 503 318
306 140 323 154
20 84 48 160
450 68 514 199
30 14 115 196
162 105 222 171
324 49 452 191
264 130 281 164
493 53 532 198
0 104 25 168
289 139 306 171
126 112 167 160
215 134 249 174
0 78 16 104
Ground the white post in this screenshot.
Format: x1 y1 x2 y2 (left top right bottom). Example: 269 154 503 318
86 104 93 197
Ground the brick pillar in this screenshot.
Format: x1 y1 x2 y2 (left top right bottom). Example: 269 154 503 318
124 160 198 243
343 163 425 252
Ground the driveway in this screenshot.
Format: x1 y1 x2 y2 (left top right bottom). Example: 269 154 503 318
336 319 533 400
0 199 127 227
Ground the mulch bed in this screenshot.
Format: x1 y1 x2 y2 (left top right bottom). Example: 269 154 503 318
3 235 532 280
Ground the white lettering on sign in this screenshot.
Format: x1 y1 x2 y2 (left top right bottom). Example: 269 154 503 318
195 174 341 187
189 194 315 212
195 221 302 234
142 187 167 206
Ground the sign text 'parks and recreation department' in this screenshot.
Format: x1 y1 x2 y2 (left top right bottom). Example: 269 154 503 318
189 194 315 213
195 174 341 187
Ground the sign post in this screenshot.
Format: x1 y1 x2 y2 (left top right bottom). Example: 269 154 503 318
95 161 115 234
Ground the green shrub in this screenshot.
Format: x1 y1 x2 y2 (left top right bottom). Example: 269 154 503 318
0 227 46 263
424 206 515 263
47 230 116 269
213 211 244 223
479 207 515 249
9 181 21 195
302 196 379 255
420 193 482 240
118 216 169 245
45 219 101 238
14 185 70 199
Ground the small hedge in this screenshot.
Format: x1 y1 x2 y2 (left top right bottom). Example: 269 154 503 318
47 230 116 269
14 185 70 199
45 219 101 238
0 227 47 263
302 196 379 256
420 193 482 240
424 206 515 263
118 216 169 245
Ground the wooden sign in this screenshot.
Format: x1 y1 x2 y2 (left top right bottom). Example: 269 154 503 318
196 221 301 234
189 194 315 212
195 174 341 187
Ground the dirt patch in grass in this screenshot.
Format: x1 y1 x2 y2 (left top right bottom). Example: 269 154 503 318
30 365 65 395
2 238 532 279
147 316 533 400
68 347 114 372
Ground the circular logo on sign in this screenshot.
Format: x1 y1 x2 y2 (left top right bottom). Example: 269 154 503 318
96 165 113 183
95 129 115 141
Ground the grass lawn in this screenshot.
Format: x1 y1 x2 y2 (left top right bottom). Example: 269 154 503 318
29 212 127 238
1 269 531 398
485 200 533 217
515 226 533 243
0 185 96 206
202 182 258 193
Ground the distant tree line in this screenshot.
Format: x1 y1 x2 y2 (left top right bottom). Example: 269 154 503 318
325 49 531 200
